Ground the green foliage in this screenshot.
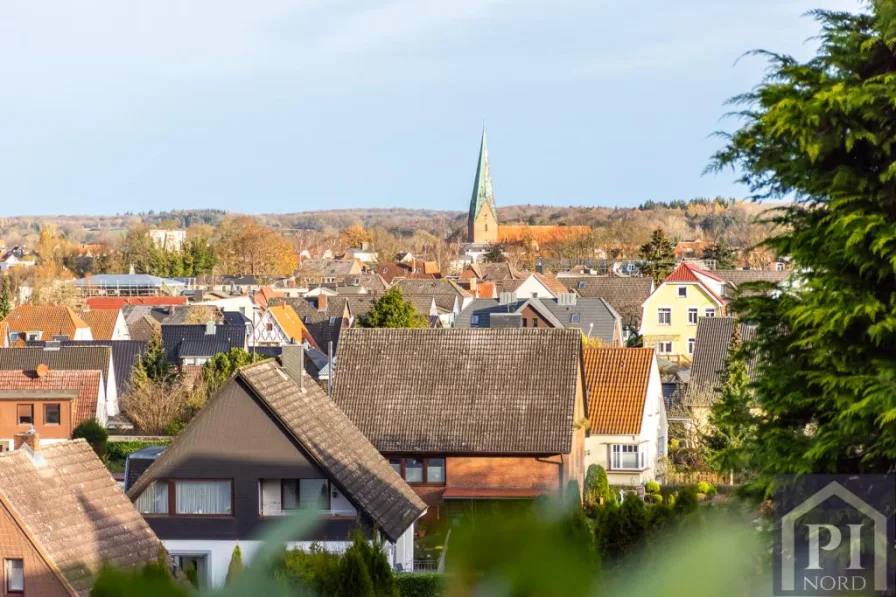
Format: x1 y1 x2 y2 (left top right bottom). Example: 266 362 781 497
702 238 738 269
583 465 614 509
115 226 216 278
72 419 108 457
0 276 11 319
597 493 649 562
360 287 429 329
708 3 896 490
277 543 341 596
338 548 375 597
395 573 443 597
138 337 174 384
226 545 243 585
644 481 661 494
202 348 265 395
482 243 506 263
106 440 171 462
674 486 699 515
354 535 399 597
91 562 188 597
645 493 663 504
638 229 676 285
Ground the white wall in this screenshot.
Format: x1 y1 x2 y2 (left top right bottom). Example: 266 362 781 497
512 276 555 299
112 311 131 340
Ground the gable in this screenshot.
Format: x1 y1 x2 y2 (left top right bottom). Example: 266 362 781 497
0 498 72 596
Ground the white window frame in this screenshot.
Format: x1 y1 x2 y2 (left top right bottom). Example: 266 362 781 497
687 307 699 325
657 307 671 326
687 337 696 355
677 286 688 298
610 444 646 471
5 558 24 593
776 262 785 272
657 341 673 354
704 307 716 318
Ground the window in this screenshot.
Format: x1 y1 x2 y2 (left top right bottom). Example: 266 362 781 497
26 331 41 341
265 323 273 332
389 458 402 476
304 316 311 324
5 559 23 593
175 480 232 515
704 307 716 318
530 292 538 299
471 314 480 325
300 479 330 510
657 308 671 326
136 481 169 514
577 281 586 289
44 403 60 425
532 318 539 328
281 479 299 511
611 445 645 470
570 313 581 324
657 341 673 354
328 317 337 325
687 308 698 325
426 458 446 484
687 337 696 355
776 262 785 272
15 404 33 425
404 458 424 483
677 286 687 298
522 318 527 328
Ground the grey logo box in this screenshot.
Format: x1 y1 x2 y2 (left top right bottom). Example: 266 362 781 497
774 475 895 596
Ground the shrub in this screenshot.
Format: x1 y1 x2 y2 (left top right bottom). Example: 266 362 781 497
278 543 341 595
106 440 170 462
395 573 444 597
584 465 613 507
338 548 375 597
644 493 663 504
225 544 243 585
351 534 398 597
565 480 582 508
695 481 717 496
91 562 187 597
72 419 108 457
674 486 700 514
644 481 661 494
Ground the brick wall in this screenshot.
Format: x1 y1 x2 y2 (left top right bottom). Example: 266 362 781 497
0 501 70 596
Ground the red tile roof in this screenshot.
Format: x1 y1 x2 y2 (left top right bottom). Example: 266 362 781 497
253 286 285 310
86 296 188 310
2 305 90 339
442 487 552 499
0 369 103 427
582 347 655 435
78 309 119 340
665 262 724 283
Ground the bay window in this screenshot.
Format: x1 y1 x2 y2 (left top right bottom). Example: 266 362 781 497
610 445 646 470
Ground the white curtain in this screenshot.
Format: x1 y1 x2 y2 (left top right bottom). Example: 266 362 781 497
175 481 232 515
299 479 330 510
136 482 169 514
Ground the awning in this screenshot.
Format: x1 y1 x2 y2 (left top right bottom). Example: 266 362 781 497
442 488 551 500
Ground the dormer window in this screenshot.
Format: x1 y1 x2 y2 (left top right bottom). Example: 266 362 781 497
471 314 480 326
677 286 688 298
26 331 41 341
570 313 581 324
577 281 586 289
328 317 337 325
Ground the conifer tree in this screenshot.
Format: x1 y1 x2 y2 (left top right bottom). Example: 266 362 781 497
225 544 243 585
0 277 11 319
638 229 676 285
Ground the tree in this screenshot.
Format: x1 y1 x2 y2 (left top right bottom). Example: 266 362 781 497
121 377 192 435
583 464 613 508
216 217 297 278
482 243 506 263
702 238 738 270
638 229 676 285
359 287 429 328
708 3 896 488
0 276 11 319
703 326 756 485
202 348 265 396
337 548 375 597
137 337 174 384
72 419 108 457
225 544 243 585
339 225 372 250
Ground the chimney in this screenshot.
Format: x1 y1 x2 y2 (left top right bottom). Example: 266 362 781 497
35 364 49 378
499 291 516 305
280 344 305 390
14 428 39 452
205 321 216 336
536 259 544 275
559 293 577 306
317 294 328 312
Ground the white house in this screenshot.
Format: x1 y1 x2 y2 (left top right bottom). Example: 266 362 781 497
583 347 667 486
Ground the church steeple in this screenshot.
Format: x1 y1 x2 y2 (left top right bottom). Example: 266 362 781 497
467 128 498 244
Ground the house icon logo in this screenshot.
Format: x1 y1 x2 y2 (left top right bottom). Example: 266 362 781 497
775 476 894 596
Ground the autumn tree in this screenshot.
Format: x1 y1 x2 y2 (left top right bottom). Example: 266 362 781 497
359 287 429 328
339 225 372 251
483 243 506 263
708 3 896 487
215 217 297 278
638 229 676 285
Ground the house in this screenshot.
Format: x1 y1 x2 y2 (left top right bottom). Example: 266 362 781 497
493 273 565 300
2 305 94 342
77 308 130 340
126 358 426 586
639 263 728 361
390 279 473 326
73 274 186 297
268 296 371 352
712 269 789 290
459 262 523 282
0 436 163 596
343 244 379 265
560 277 654 332
673 240 711 262
0 345 118 423
0 368 105 447
683 317 757 431
455 293 623 345
296 259 364 286
25 340 147 398
161 322 249 366
252 304 317 348
332 328 587 518
582 347 667 485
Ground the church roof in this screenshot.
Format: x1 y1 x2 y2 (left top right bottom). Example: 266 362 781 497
469 129 496 222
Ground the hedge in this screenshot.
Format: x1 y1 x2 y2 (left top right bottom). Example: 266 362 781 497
395 573 443 597
106 439 171 462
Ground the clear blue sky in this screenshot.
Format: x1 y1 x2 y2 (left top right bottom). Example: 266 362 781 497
0 0 860 216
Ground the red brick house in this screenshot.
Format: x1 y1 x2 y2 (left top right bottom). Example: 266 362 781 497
332 328 587 519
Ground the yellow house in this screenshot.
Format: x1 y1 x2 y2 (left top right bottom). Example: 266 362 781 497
639 263 728 361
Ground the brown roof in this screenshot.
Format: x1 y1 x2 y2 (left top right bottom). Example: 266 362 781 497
0 369 103 427
333 328 583 454
442 487 550 499
460 262 522 281
561 277 653 325
3 305 90 340
685 317 757 406
77 310 119 341
582 347 655 435
497 225 591 246
713 269 789 287
0 440 162 596
129 360 426 542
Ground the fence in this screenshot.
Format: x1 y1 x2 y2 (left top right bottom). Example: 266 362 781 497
664 470 739 486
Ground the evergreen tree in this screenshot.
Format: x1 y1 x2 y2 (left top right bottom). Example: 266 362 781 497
584 464 614 508
202 347 264 395
337 548 375 597
139 336 174 384
709 3 896 487
225 544 243 585
0 276 11 319
359 287 429 329
704 325 756 485
702 239 738 270
483 243 506 263
638 229 676 285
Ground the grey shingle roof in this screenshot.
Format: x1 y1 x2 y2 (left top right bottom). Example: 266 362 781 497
160 323 247 362
559 277 653 326
662 382 690 421
0 345 113 396
684 317 757 406
713 269 789 287
333 328 582 454
26 340 146 396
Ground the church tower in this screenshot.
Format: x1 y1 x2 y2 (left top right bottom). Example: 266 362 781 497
467 128 498 244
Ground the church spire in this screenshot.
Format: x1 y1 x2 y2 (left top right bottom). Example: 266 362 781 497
467 127 498 244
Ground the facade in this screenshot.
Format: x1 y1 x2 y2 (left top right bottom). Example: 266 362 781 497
251 304 314 348
127 359 425 587
78 308 130 340
582 347 667 485
150 229 187 252
0 438 162 596
161 322 249 366
332 328 587 519
639 263 727 360
560 277 654 332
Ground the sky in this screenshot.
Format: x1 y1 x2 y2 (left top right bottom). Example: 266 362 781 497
0 0 862 216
